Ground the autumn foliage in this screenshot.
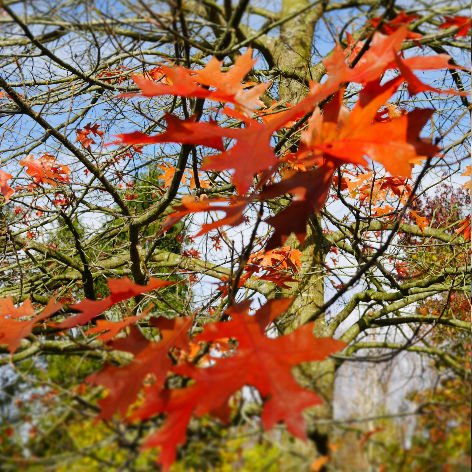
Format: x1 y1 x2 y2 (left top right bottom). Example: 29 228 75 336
0 5 470 471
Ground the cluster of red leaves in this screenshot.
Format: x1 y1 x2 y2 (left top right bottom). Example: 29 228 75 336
335 171 414 218
439 15 471 38
243 246 303 288
76 122 104 149
156 161 210 190
370 11 423 40
20 153 70 186
181 247 201 259
0 277 174 353
113 26 464 251
0 152 71 201
0 281 344 471
97 66 129 84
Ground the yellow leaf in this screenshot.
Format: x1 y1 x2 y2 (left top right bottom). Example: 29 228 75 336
311 455 329 471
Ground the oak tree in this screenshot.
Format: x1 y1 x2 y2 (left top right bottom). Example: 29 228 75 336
0 0 470 470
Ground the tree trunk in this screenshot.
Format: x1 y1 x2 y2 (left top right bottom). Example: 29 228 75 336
278 217 334 459
271 0 335 460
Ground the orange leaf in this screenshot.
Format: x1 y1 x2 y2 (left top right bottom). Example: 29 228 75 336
0 169 13 200
300 79 439 177
327 27 462 88
325 27 407 84
371 205 395 217
0 297 62 353
455 216 471 240
461 166 471 194
128 48 269 117
409 210 429 233
76 122 104 149
159 164 177 187
20 154 70 186
395 54 468 96
311 456 329 471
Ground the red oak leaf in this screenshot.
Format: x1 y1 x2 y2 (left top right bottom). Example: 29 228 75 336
379 176 412 201
84 304 154 342
325 27 408 84
439 16 471 38
131 299 345 471
76 122 104 149
160 195 250 236
409 210 429 233
370 11 422 39
20 154 70 186
156 163 177 187
300 78 439 177
200 118 276 194
0 297 62 353
87 316 193 420
248 246 302 272
261 163 336 249
327 27 462 88
128 48 269 116
371 205 395 217
200 80 340 194
0 169 13 200
455 216 471 240
394 54 468 96
193 48 270 116
112 113 225 150
58 277 176 328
